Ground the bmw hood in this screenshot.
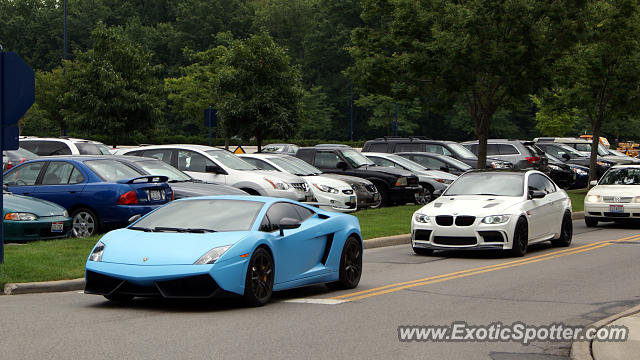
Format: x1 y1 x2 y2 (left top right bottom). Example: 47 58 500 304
98 229 251 265
419 195 524 217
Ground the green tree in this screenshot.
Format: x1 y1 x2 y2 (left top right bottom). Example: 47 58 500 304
60 23 164 146
531 92 581 136
548 0 640 182
217 31 304 151
348 0 574 167
299 86 337 139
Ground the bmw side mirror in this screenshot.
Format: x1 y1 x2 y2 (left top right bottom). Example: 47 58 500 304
336 161 348 171
589 180 598 186
529 190 546 199
128 214 142 224
279 217 301 236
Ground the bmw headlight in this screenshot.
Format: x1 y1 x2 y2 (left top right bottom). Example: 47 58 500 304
312 183 339 194
481 215 510 224
264 178 290 190
4 212 38 221
586 195 601 203
414 213 431 223
194 245 232 265
89 241 105 262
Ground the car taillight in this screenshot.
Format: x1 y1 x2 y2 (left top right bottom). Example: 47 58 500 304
6 162 12 170
169 188 174 201
526 156 540 164
118 190 139 205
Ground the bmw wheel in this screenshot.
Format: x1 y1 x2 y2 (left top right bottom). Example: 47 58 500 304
243 248 274 307
327 236 362 290
72 208 98 238
551 212 573 247
510 217 528 257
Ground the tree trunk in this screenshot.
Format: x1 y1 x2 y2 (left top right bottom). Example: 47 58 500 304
589 117 602 184
257 135 262 153
474 115 490 169
224 137 229 150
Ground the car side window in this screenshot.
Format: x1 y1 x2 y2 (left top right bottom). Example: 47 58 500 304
486 144 500 155
527 174 547 193
263 202 302 231
41 162 81 185
142 149 173 163
293 204 315 221
395 143 423 152
369 157 397 168
259 214 273 232
315 151 340 168
38 141 72 155
368 143 389 152
3 162 45 186
541 175 556 193
498 144 519 155
177 150 214 173
425 144 452 156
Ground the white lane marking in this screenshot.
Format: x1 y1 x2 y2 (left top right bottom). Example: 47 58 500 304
283 298 348 305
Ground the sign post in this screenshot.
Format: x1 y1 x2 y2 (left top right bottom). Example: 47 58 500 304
204 106 217 147
0 49 35 263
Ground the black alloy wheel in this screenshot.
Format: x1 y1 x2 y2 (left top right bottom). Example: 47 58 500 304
510 217 529 257
327 236 362 290
243 248 274 306
551 212 573 247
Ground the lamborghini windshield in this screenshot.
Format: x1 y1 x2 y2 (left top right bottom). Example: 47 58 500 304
131 199 264 232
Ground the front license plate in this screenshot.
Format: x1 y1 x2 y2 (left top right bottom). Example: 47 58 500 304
609 204 624 213
149 190 162 201
51 222 64 233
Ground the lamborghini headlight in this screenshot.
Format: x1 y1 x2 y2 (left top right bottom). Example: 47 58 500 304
586 195 601 203
194 245 232 265
4 212 38 221
481 215 510 224
414 213 431 223
89 241 105 262
312 183 339 194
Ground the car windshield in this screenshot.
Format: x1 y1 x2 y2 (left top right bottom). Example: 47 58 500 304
556 144 588 157
75 142 112 155
340 149 375 167
608 149 627 156
135 160 191 181
7 148 37 160
205 150 257 170
546 153 562 163
598 168 640 185
281 156 323 174
443 172 524 197
269 157 314 176
448 143 478 159
386 154 427 172
85 159 144 181
131 199 264 232
262 145 285 152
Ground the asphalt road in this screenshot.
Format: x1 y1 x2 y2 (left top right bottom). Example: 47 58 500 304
2 220 639 360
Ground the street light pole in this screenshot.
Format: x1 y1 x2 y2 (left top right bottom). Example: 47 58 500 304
62 0 67 136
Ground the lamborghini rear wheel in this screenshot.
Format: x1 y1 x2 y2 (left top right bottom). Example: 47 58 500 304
327 236 362 290
243 247 274 307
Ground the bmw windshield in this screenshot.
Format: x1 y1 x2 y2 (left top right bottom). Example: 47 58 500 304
131 199 264 232
444 172 524 197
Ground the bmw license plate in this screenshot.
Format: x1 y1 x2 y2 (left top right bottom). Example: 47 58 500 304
149 190 162 201
609 204 624 213
51 222 64 233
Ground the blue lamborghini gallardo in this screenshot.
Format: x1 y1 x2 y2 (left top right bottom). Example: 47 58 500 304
85 196 363 306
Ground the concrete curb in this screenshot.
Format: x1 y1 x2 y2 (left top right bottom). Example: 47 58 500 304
570 303 640 360
572 211 585 220
3 278 85 295
363 234 410 250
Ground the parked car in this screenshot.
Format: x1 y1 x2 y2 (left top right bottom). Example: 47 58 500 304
3 190 73 242
296 145 421 206
411 170 572 257
584 165 640 227
461 140 548 170
239 153 358 211
3 156 173 237
535 137 640 165
535 141 615 178
3 147 38 171
362 152 454 204
395 152 472 176
19 136 113 156
546 153 588 189
112 156 248 199
85 196 363 305
114 145 313 202
261 143 300 155
361 137 512 169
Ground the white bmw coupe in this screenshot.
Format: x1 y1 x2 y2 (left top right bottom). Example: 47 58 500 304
411 170 573 257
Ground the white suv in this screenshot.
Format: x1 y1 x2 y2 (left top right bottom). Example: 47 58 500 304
19 137 112 156
115 144 314 201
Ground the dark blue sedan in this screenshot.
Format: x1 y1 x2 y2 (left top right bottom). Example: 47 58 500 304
3 156 172 237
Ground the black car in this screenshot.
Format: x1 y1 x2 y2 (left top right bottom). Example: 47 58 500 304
361 137 512 169
544 155 576 189
296 145 421 206
535 142 614 178
395 152 472 176
113 156 248 199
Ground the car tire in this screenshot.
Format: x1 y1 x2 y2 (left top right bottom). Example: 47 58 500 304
510 217 528 257
72 208 99 238
551 212 573 247
104 294 134 302
414 184 433 205
326 236 362 290
375 186 391 207
585 216 598 227
412 247 434 256
243 247 274 307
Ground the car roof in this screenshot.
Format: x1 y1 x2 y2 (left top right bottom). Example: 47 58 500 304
120 144 224 152
19 136 106 144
